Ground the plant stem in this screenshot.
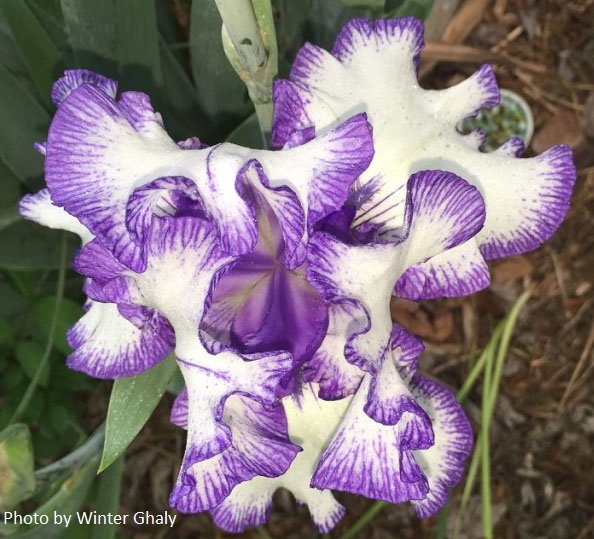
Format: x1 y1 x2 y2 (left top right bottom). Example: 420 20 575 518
215 0 278 144
9 232 67 424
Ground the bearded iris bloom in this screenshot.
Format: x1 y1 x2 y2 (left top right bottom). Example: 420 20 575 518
18 13 575 535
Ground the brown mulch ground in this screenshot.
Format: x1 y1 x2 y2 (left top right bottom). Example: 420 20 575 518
110 1 594 538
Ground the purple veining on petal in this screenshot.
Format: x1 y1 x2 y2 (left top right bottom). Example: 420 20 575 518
403 170 486 252
170 396 300 513
468 64 501 113
312 376 432 503
271 79 316 150
302 300 366 400
51 69 118 107
65 301 173 379
171 353 297 513
171 387 189 429
332 17 425 70
390 324 424 373
409 375 474 518
210 488 273 533
73 239 128 284
495 136 525 157
117 91 164 132
479 144 576 260
126 176 206 245
236 159 306 269
45 84 180 271
284 126 316 148
290 42 329 85
395 241 491 300
304 112 375 228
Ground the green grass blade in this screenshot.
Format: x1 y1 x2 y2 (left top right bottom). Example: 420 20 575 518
456 325 503 404
480 327 495 539
0 0 64 103
454 291 530 538
340 501 386 539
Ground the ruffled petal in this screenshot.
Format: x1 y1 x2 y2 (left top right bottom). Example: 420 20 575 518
51 69 118 107
65 301 173 378
307 171 485 372
274 16 576 296
210 386 350 533
115 216 236 352
252 112 374 264
171 351 294 513
126 176 205 245
312 375 432 503
302 300 366 400
45 84 184 270
19 189 92 243
395 239 491 299
474 144 576 259
408 375 474 517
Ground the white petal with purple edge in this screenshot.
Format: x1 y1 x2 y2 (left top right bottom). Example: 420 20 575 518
312 375 433 504
45 84 188 270
211 386 350 533
255 113 373 230
395 240 491 300
19 189 92 243
274 17 576 296
51 69 118 107
302 300 366 400
308 171 485 371
408 375 474 517
171 392 299 514
65 301 173 379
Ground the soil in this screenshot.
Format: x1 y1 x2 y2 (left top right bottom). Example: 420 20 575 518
111 1 594 537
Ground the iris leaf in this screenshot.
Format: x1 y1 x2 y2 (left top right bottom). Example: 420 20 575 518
385 0 435 19
0 63 48 189
0 221 76 270
189 0 252 139
60 0 163 103
226 112 265 149
159 36 214 141
0 0 64 104
99 355 178 473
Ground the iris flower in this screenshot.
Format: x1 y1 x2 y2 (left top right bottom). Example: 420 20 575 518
19 14 574 535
